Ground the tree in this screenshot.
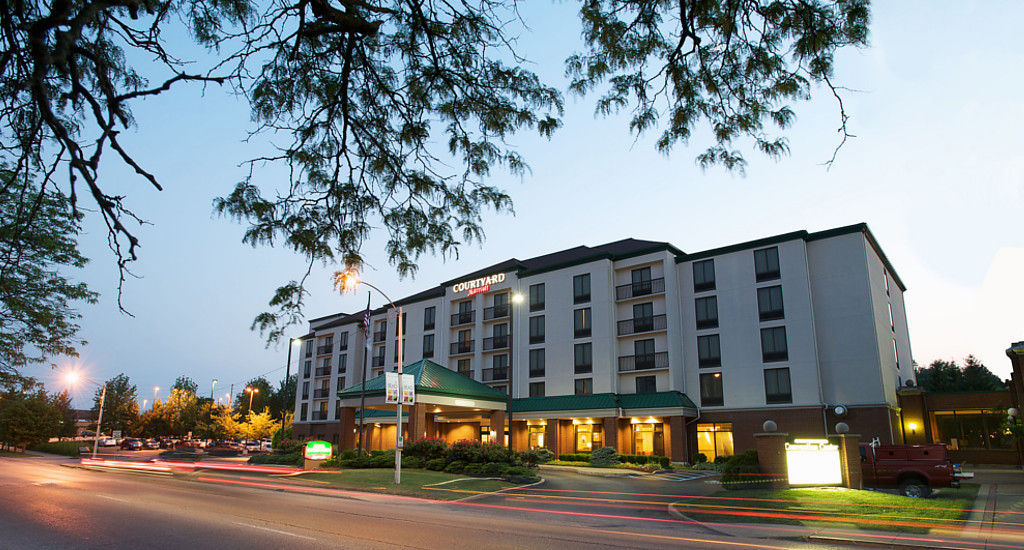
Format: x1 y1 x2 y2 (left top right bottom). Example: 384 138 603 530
171 376 199 396
0 169 97 373
92 374 140 434
242 408 278 441
0 373 66 449
0 0 869 342
236 377 273 414
915 356 1005 394
51 390 78 439
267 375 297 419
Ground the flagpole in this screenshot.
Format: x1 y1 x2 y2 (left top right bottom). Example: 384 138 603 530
357 292 370 455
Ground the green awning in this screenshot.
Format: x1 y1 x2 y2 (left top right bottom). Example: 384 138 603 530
338 359 508 402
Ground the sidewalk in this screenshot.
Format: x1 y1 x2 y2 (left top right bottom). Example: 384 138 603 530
537 464 648 477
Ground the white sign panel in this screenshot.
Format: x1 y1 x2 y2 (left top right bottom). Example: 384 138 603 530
385 372 399 404
401 373 415 405
386 372 416 405
785 439 842 486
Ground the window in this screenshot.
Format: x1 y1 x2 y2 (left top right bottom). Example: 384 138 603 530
529 349 545 377
697 422 734 461
634 339 655 369
423 334 434 358
529 283 545 311
574 308 592 338
697 334 721 367
529 382 545 397
336 377 346 391
574 343 593 374
693 259 715 292
424 306 436 331
757 286 784 321
760 326 788 362
393 339 405 362
573 273 591 303
300 403 308 421
888 302 895 331
338 354 347 373
893 339 900 370
633 302 654 331
764 368 792 404
635 375 657 393
699 372 723 406
631 267 652 296
574 423 603 452
339 331 349 350
754 246 781 281
301 381 310 400
884 269 891 296
933 410 1015 450
631 423 664 456
574 378 593 395
303 360 311 378
457 358 471 376
322 356 330 369
492 354 509 370
695 296 719 329
528 425 545 450
394 312 407 336
529 315 545 344
335 400 341 420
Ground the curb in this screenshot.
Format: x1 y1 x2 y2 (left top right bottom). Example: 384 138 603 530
801 534 966 550
538 465 644 478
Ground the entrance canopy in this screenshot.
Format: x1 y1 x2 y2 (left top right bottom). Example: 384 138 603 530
337 359 507 412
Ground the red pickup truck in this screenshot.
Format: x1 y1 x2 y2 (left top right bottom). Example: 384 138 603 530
860 443 972 497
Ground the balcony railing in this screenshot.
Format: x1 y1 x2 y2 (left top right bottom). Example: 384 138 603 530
457 369 474 380
372 356 385 367
482 335 511 351
759 308 784 322
372 330 387 343
616 277 666 301
529 334 544 344
483 304 510 321
311 411 328 421
450 310 475 326
314 366 332 377
313 388 330 399
338 341 348 351
618 351 669 372
449 341 474 355
574 363 592 374
481 367 508 382
617 314 667 335
317 343 333 355
304 347 312 358
574 328 591 338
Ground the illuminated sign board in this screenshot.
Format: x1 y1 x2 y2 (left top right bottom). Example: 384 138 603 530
304 440 332 461
785 438 841 486
451 273 506 296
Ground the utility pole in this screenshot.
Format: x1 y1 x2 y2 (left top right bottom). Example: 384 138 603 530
92 383 107 460
280 339 296 436
210 379 218 401
229 384 234 409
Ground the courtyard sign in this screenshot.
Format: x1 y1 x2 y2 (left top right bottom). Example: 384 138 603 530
785 438 841 486
451 273 506 296
304 440 332 461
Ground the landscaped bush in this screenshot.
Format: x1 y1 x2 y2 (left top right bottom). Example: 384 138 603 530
273 437 301 454
535 448 555 463
692 461 721 471
29 440 82 457
463 463 484 476
338 449 359 460
713 454 729 465
444 460 466 474
557 453 590 462
424 458 447 471
401 456 424 469
370 451 395 467
692 452 708 464
482 462 510 477
721 450 761 489
447 440 513 465
404 437 448 460
589 446 620 467
504 465 535 479
515 450 540 467
618 454 671 468
250 451 303 466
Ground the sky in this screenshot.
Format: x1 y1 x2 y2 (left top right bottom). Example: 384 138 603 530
44 1 1024 406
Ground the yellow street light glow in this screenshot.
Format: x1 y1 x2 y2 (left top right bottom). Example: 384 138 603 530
333 268 361 294
64 370 82 386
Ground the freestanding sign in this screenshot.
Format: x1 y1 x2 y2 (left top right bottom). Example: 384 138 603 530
785 438 842 486
385 372 415 405
304 440 332 461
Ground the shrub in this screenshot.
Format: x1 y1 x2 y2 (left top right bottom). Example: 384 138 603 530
424 458 447 471
273 438 301 455
535 448 555 463
370 449 387 457
515 450 540 467
404 438 448 460
557 453 590 462
447 439 512 464
370 452 395 468
482 462 510 477
721 450 761 489
272 428 295 451
249 451 303 466
618 454 671 468
463 463 484 476
588 446 620 467
402 456 424 469
692 452 708 464
504 465 537 482
444 460 466 474
28 440 82 457
338 449 358 460
713 454 729 465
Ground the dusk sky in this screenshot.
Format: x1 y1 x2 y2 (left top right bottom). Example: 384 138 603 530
50 1 1023 406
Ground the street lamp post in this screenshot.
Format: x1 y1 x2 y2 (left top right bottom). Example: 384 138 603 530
335 269 405 484
509 291 525 450
281 338 300 437
211 379 218 401
64 371 106 459
246 387 259 413
153 386 159 409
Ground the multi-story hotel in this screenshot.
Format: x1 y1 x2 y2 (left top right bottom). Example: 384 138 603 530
292 223 915 463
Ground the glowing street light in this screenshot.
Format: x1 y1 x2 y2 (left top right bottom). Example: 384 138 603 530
64 369 106 460
245 387 259 413
153 386 160 408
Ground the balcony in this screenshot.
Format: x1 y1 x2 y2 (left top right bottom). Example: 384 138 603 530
338 341 348 351
317 343 333 355
450 310 475 327
481 367 508 382
483 304 510 321
304 346 312 358
574 328 591 339
372 330 387 343
759 308 784 322
616 278 666 301
313 388 330 399
311 411 329 421
574 363 592 375
314 366 332 377
529 334 544 344
482 335 511 351
372 356 385 368
618 351 669 372
617 314 667 336
449 340 474 355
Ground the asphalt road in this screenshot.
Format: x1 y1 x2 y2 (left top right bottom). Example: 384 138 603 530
0 454 842 549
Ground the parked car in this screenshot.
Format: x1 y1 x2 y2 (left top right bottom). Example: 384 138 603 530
243 440 261 452
860 443 973 497
144 439 160 449
120 438 142 451
99 436 118 447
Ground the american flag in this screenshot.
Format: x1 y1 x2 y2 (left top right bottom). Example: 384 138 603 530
361 293 372 351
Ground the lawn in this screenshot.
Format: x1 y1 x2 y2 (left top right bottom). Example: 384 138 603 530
0 450 38 457
671 484 980 534
298 469 522 500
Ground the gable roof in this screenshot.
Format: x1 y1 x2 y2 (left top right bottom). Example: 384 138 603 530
337 359 508 402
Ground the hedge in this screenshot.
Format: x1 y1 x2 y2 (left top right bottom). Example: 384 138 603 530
249 451 303 466
28 440 82 457
619 454 671 468
557 453 591 462
721 450 761 489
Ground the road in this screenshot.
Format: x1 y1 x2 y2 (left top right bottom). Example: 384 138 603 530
0 454 843 549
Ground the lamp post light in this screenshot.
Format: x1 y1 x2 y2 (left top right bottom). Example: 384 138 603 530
509 291 525 450
245 387 259 413
64 370 107 460
335 268 405 484
211 379 218 401
281 338 301 437
153 386 159 408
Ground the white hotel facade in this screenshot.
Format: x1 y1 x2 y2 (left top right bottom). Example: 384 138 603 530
292 223 914 462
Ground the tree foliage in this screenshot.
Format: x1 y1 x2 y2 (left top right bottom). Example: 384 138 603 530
0 169 97 373
172 376 199 396
0 0 870 342
92 373 140 433
235 377 273 414
0 373 69 449
915 356 1005 394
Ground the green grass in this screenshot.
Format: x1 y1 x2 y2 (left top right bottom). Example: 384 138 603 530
298 468 520 500
28 440 83 457
672 484 980 534
0 450 38 457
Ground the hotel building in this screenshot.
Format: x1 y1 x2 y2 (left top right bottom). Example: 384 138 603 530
292 223 915 463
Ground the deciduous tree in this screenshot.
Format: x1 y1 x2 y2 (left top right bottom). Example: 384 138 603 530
92 374 140 434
